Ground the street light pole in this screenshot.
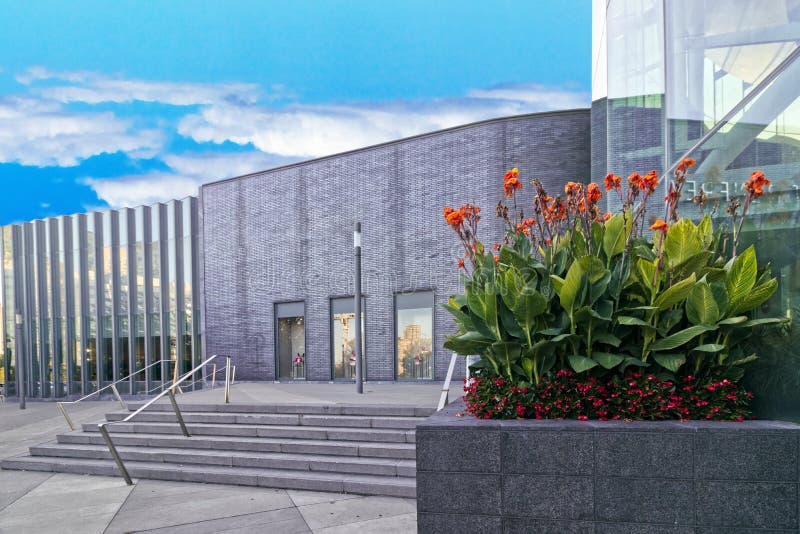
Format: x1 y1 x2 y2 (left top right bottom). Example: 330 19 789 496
15 312 25 410
354 222 363 395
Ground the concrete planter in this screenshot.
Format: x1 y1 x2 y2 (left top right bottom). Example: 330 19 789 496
416 401 800 533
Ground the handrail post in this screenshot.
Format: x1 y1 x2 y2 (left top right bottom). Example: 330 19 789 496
110 384 127 410
224 356 231 404
210 364 216 390
231 366 236 385
56 401 76 431
437 353 459 411
167 389 190 437
99 423 132 485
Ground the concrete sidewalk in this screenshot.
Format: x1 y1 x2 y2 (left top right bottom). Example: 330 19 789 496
0 383 456 532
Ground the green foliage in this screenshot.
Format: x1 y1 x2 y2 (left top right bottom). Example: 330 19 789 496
444 213 786 387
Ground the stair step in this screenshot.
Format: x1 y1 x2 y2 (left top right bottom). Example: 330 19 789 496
82 421 416 443
0 455 416 498
125 402 434 418
30 442 415 477
105 411 423 429
58 431 416 459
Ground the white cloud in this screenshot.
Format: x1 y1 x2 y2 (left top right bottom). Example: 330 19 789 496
0 96 164 166
178 83 590 158
84 151 298 208
18 66 262 106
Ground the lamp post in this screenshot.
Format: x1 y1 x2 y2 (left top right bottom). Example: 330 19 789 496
15 312 24 409
354 222 363 394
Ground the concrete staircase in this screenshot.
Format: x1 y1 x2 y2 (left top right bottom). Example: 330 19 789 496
1 402 434 498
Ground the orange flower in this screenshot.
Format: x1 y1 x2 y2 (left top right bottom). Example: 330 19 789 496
677 157 696 173
603 213 612 221
642 170 659 193
493 255 500 263
628 173 642 190
492 242 501 251
649 219 669 234
604 173 621 191
744 170 770 198
503 176 522 197
443 206 464 229
587 182 602 203
564 181 581 195
515 217 535 235
503 167 519 181
457 258 465 268
665 188 681 202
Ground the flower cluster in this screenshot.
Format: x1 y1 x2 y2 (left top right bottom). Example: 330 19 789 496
463 370 752 422
503 167 522 197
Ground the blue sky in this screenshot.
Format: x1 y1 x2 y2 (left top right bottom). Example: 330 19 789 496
0 0 591 224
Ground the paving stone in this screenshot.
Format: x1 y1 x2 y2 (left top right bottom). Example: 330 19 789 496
416 512 501 534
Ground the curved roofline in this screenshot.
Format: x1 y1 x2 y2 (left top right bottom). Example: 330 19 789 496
201 108 590 189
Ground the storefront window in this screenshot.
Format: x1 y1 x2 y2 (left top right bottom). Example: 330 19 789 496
395 292 434 380
331 297 364 380
275 302 305 380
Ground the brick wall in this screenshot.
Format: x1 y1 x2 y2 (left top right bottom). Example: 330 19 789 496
200 110 591 381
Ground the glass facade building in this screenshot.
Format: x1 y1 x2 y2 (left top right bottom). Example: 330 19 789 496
593 0 800 419
0 198 201 398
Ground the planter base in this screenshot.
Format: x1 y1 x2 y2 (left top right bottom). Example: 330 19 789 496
416 401 800 533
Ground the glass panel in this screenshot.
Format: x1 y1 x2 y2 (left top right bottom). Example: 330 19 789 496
664 33 800 420
102 213 113 382
72 218 83 394
331 297 364 380
396 293 434 380
87 216 98 385
2 227 14 396
276 302 305 380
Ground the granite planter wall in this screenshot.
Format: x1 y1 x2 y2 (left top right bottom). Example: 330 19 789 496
416 401 800 533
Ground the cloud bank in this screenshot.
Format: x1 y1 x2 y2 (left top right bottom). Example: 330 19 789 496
3 67 590 208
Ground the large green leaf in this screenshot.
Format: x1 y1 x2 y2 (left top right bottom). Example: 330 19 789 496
443 331 493 355
697 215 713 247
649 324 716 351
593 332 622 347
617 316 650 326
608 254 631 299
557 261 585 311
603 214 626 260
730 278 777 315
686 282 719 325
654 273 696 310
637 258 658 298
514 285 547 341
665 218 703 269
578 255 606 283
499 268 524 311
653 353 686 372
726 245 757 313
740 317 788 328
718 316 747 325
491 341 522 379
594 352 624 369
568 354 598 373
691 344 725 353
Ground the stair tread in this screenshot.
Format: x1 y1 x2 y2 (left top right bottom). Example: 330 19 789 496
87 421 414 434
60 431 415 449
108 411 426 421
2 455 417 489
32 442 416 467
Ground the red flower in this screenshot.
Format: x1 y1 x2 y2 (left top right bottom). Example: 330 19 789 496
676 157 696 173
457 258 465 268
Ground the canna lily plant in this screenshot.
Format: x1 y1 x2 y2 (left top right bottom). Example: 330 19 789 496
443 162 786 419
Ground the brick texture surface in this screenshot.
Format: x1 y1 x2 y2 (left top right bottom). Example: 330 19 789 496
200 111 591 381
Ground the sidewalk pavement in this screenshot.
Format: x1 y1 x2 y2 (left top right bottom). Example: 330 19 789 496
0 382 460 533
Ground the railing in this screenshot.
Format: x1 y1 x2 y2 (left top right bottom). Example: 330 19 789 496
99 354 230 485
56 359 175 430
437 354 459 411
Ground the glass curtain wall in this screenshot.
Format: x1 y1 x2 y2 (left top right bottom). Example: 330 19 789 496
0 197 200 398
600 0 800 419
275 301 305 380
331 297 365 380
395 292 434 380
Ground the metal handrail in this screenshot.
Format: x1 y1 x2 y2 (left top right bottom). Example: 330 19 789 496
56 359 175 430
99 354 231 485
437 353 459 411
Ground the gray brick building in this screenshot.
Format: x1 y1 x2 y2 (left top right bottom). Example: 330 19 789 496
200 110 591 382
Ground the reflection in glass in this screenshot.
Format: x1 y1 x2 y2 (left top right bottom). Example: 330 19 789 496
396 308 433 380
277 316 305 380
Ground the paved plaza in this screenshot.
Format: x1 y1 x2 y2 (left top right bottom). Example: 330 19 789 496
0 382 458 533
